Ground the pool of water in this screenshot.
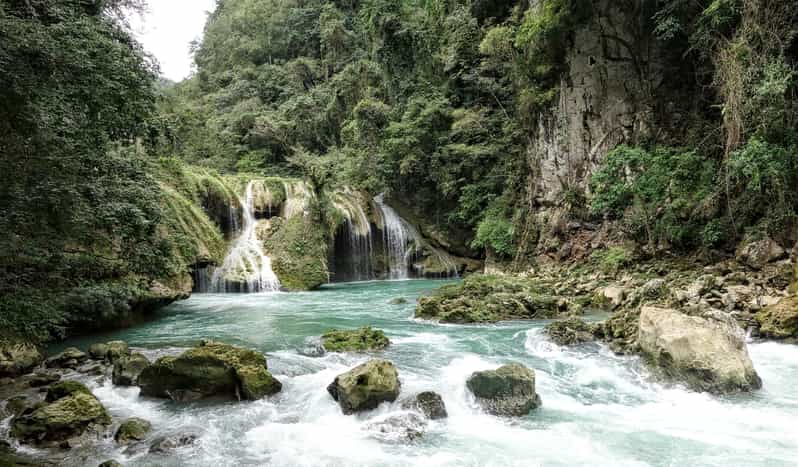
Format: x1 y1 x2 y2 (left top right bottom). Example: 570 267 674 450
34 280 798 466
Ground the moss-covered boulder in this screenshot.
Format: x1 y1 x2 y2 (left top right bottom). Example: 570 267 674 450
11 381 110 443
0 342 44 378
45 347 88 369
415 274 560 323
114 417 151 444
638 306 761 393
466 363 541 417
112 353 150 386
137 340 281 401
45 380 92 402
327 359 401 414
321 327 390 352
545 318 599 345
756 295 798 339
262 215 329 291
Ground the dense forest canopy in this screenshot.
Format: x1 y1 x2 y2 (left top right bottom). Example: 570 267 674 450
1 0 797 343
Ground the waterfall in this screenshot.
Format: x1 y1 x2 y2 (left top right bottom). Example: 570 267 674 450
374 195 421 280
282 180 313 218
209 181 281 293
331 189 375 281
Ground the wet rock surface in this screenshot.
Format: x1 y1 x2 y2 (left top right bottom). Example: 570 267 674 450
466 363 541 417
321 327 390 352
328 359 401 414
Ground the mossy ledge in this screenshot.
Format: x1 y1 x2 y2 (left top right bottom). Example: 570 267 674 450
321 327 390 352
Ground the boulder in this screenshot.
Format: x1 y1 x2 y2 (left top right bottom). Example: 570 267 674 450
114 417 151 444
321 327 390 352
45 380 91 402
88 343 110 360
637 306 762 393
106 341 131 363
149 433 199 453
137 340 280 401
11 382 110 443
388 297 408 305
28 372 60 388
400 391 447 419
327 359 401 414
45 347 88 369
4 395 31 417
0 342 44 377
466 363 541 416
545 318 598 345
600 286 626 309
736 237 786 270
112 353 150 386
756 295 798 339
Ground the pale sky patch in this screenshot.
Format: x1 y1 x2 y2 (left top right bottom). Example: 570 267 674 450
129 0 217 82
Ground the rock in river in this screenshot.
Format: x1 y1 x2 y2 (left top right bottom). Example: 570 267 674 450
137 340 281 401
115 417 152 444
401 391 447 420
638 306 762 393
756 295 798 340
112 352 150 386
466 363 541 417
321 327 390 352
327 359 401 414
0 342 44 378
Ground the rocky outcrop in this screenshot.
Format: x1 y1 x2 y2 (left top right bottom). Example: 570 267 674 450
327 359 401 414
400 391 447 420
756 295 798 340
466 363 541 416
11 381 110 443
637 306 762 393
45 347 87 369
137 340 281 401
0 342 44 378
114 417 151 444
112 353 150 386
415 274 560 323
261 213 329 291
321 327 390 352
545 318 599 345
736 237 786 270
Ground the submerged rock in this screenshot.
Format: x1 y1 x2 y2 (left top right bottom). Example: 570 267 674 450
112 353 150 386
415 274 559 323
756 295 798 340
327 359 401 414
637 306 762 393
0 342 44 378
11 381 110 443
400 391 447 419
466 363 541 417
365 412 427 442
137 340 281 401
115 417 151 444
321 327 390 352
545 318 598 345
388 297 408 305
149 433 199 453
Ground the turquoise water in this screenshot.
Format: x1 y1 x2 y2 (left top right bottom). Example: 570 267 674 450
38 280 798 466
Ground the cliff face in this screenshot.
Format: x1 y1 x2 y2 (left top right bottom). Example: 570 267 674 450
528 0 666 205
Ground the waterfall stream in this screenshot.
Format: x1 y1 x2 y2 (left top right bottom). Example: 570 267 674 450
375 195 418 280
209 181 280 293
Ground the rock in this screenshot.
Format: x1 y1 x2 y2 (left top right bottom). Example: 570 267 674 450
756 295 798 339
28 372 61 388
388 297 408 305
45 380 92 402
45 347 88 369
88 343 110 360
321 327 390 352
365 412 426 442
137 340 280 401
11 382 110 443
106 341 131 363
466 363 541 417
400 391 447 419
114 417 151 444
4 395 31 417
737 237 786 270
545 318 598 345
112 353 150 386
149 433 199 453
98 461 123 467
415 274 559 323
637 306 762 393
600 286 626 309
327 359 401 414
0 342 44 377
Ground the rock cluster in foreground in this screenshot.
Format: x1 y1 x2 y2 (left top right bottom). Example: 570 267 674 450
466 363 541 416
327 359 400 414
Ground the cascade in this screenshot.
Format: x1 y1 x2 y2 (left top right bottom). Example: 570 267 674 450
208 181 281 293
374 195 421 280
282 180 314 218
331 189 375 281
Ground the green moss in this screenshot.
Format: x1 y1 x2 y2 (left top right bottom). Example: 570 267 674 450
322 327 390 352
11 392 110 442
415 274 560 323
263 215 329 291
114 417 151 444
45 380 92 402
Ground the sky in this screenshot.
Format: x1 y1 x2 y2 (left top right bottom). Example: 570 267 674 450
128 0 217 82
